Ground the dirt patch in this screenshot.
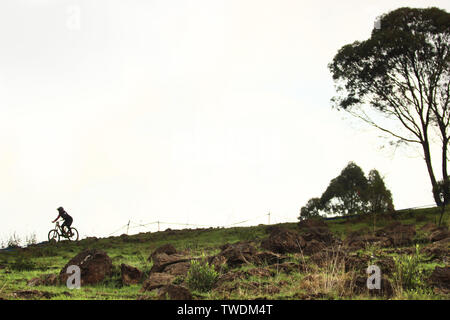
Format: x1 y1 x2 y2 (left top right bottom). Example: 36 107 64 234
270 262 308 274
253 251 287 265
298 219 335 244
376 223 416 247
27 274 59 287
347 275 394 298
12 290 56 299
344 231 388 250
303 239 327 255
245 267 274 278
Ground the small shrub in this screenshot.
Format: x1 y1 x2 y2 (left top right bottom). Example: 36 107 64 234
393 245 429 292
186 257 219 292
25 233 37 246
7 233 22 248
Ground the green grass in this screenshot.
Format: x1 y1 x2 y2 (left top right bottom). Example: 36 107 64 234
0 206 449 300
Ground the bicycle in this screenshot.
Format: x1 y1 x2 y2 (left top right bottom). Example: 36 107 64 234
48 221 79 242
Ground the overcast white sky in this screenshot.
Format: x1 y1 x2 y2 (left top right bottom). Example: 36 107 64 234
1 0 449 245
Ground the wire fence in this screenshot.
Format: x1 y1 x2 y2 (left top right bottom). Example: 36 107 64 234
103 203 439 237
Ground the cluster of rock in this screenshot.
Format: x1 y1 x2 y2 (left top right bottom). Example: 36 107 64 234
22 218 449 299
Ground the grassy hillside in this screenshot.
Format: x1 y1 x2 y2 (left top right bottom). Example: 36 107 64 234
0 207 448 300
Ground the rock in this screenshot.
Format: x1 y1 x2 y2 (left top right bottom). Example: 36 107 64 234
261 227 306 254
148 244 177 262
121 264 143 285
213 242 258 267
421 238 450 261
59 249 113 285
157 284 193 300
150 253 190 273
428 266 450 293
163 262 191 277
141 273 176 292
429 228 450 242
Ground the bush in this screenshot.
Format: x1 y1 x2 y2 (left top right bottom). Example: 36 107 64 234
186 258 219 292
25 233 37 246
7 233 22 248
393 245 429 292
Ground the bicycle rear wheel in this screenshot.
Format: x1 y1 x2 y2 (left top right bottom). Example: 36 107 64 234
48 229 60 242
67 227 79 241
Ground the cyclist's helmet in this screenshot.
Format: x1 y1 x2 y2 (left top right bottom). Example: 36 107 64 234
57 206 64 212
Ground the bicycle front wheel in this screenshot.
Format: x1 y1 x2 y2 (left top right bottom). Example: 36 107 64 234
48 229 60 243
67 227 79 241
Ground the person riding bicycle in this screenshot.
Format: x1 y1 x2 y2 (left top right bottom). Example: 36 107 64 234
52 206 73 237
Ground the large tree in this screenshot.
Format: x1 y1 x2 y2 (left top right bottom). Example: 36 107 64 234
298 162 395 221
320 162 369 216
367 169 395 214
328 7 450 207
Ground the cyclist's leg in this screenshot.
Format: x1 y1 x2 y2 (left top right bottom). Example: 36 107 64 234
61 221 68 235
65 218 73 236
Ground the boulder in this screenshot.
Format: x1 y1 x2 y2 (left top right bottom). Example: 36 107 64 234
148 244 177 262
421 237 450 260
213 242 258 267
157 284 193 300
429 228 450 242
141 273 176 292
121 264 144 285
59 249 112 285
261 227 306 254
163 262 191 277
150 253 190 273
428 266 450 293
